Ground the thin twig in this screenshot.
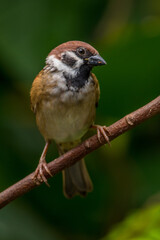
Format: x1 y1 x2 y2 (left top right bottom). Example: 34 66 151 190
0 96 159 209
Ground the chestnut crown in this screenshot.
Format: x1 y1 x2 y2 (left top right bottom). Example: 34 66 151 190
48 41 98 59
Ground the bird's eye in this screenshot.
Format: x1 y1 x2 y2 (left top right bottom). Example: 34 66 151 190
77 47 86 55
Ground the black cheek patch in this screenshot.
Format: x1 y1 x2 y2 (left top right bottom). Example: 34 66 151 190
62 54 76 67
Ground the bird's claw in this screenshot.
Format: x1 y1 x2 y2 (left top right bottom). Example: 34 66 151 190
33 159 52 187
92 125 111 146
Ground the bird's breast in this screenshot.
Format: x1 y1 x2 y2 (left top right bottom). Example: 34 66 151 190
36 78 96 143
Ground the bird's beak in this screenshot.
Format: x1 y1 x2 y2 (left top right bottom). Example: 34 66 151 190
86 54 106 66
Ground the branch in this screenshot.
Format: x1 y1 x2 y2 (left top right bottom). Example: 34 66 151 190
0 96 160 209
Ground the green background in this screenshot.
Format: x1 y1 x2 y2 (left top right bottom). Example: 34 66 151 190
0 0 160 239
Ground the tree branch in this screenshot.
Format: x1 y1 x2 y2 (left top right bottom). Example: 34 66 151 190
0 96 160 209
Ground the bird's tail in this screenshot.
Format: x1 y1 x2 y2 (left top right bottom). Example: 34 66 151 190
57 140 93 198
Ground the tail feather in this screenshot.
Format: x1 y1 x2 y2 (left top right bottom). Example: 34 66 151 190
58 141 93 198
62 169 77 198
63 159 93 198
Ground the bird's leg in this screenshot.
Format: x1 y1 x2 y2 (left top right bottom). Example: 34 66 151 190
33 141 53 187
91 125 111 146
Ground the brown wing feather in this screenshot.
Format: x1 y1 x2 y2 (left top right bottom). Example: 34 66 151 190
30 70 44 113
30 69 56 113
91 72 100 107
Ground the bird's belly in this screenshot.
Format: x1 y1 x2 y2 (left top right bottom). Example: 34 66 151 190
36 93 96 143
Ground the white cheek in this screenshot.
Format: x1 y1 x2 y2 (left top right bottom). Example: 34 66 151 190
46 55 71 72
74 58 83 68
65 51 83 69
46 55 77 77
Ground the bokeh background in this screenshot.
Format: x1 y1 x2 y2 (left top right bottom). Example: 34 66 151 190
0 0 160 239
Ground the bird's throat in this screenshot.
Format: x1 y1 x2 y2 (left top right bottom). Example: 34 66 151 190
64 65 92 91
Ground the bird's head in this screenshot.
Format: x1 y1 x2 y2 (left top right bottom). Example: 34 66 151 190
46 41 106 76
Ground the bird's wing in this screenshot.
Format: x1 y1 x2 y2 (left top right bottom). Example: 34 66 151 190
30 70 44 113
30 69 57 114
91 72 100 107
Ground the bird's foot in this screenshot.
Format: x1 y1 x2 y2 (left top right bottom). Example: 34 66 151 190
92 125 111 146
33 158 53 187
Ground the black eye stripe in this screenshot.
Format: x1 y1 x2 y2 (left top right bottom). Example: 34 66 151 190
62 54 76 67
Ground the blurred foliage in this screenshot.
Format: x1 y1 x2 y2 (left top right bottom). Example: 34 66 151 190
102 203 160 240
0 0 160 239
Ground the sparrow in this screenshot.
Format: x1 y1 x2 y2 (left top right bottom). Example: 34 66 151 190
30 40 109 198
